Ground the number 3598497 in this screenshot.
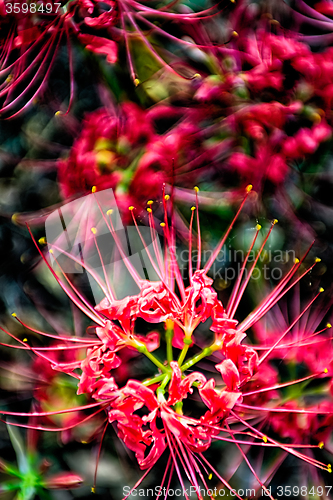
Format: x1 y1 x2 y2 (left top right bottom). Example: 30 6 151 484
5 2 61 14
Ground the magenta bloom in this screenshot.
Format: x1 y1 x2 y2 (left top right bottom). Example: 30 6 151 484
1 186 332 498
57 104 213 221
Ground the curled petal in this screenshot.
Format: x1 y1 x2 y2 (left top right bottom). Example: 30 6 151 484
78 34 118 64
215 359 240 391
167 361 206 405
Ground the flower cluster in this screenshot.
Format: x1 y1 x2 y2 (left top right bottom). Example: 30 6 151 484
55 27 333 218
0 0 214 118
1 187 332 498
1 1 333 498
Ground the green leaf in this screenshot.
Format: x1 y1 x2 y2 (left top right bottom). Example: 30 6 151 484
6 425 29 475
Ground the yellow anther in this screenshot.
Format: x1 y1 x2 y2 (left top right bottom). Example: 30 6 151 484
160 222 166 227
129 206 134 211
23 338 28 342
273 219 278 225
38 237 47 245
164 195 170 201
324 368 328 374
11 213 19 225
134 78 140 87
312 112 321 124
328 464 332 472
315 257 321 263
256 224 261 231
231 31 239 37
91 227 97 235
92 186 97 193
294 258 299 264
318 441 324 449
55 111 62 116
319 287 324 293
262 435 268 443
147 200 154 205
81 440 88 444
106 209 113 216
91 486 96 493
147 208 152 213
246 184 253 192
11 313 17 318
194 186 199 192
191 206 196 211
193 73 201 79
49 249 54 254
5 74 12 83
208 473 213 480
327 323 332 328
230 0 235 3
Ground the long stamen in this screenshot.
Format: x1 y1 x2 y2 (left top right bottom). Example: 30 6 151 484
62 22 75 115
199 453 244 500
0 401 108 418
164 427 191 500
188 206 196 280
1 21 65 118
11 315 97 343
230 221 278 319
188 451 215 500
242 371 326 397
258 289 324 366
147 204 165 279
204 185 253 273
119 3 138 83
48 248 107 324
225 422 274 500
44 240 111 300
27 225 106 326
194 187 202 271
1 407 107 433
227 223 262 316
231 411 330 471
237 244 316 332
130 208 182 307
93 421 109 494
90 227 114 302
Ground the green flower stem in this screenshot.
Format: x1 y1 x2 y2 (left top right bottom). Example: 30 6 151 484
156 374 171 400
143 373 167 387
165 325 174 364
181 346 213 372
144 350 169 373
177 337 193 366
134 342 169 373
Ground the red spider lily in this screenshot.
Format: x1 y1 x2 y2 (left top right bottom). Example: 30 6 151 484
0 0 219 118
194 26 333 193
0 185 332 498
0 0 118 118
57 103 219 221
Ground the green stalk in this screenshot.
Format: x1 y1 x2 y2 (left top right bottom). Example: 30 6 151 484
142 373 167 387
181 346 213 372
165 324 174 364
144 350 169 373
156 374 171 400
177 337 193 366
